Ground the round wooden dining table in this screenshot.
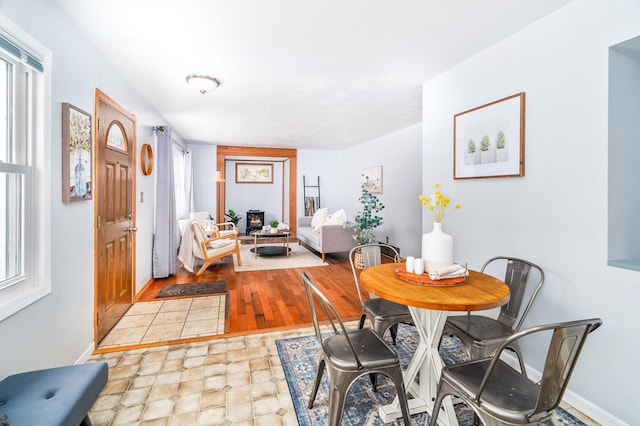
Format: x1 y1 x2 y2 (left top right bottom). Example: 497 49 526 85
360 262 510 426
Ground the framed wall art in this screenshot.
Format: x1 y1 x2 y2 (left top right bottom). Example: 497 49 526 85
62 103 93 202
235 163 273 183
454 92 525 179
362 165 383 194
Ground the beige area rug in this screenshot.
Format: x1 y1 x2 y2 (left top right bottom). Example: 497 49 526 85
233 243 328 272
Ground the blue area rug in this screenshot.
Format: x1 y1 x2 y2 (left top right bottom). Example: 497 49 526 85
276 323 587 425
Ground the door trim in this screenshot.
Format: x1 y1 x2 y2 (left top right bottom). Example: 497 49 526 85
216 146 297 237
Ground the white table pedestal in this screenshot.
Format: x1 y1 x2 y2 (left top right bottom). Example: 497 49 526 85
377 307 458 426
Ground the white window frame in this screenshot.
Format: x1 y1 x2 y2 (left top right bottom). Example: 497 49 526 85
0 13 51 321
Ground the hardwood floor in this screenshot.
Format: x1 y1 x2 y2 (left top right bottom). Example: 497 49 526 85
137 251 363 335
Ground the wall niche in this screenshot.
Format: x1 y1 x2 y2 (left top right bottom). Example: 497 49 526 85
608 35 640 271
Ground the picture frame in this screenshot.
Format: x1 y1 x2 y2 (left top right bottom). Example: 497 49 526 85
62 103 93 202
454 92 525 179
235 163 273 183
362 165 383 194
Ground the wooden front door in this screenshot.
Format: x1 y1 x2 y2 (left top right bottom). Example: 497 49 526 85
95 89 137 343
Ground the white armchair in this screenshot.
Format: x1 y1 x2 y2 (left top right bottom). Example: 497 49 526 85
191 222 242 275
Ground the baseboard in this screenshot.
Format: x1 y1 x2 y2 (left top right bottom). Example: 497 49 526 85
520 356 627 425
74 342 96 365
135 277 155 302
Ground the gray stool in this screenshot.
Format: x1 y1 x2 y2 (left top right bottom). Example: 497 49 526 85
0 362 108 426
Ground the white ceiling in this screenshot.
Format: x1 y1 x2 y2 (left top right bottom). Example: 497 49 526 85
53 0 574 150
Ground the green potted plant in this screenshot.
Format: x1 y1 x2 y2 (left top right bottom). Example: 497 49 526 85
269 219 279 233
495 130 507 162
465 139 477 165
346 178 384 267
479 135 491 163
224 209 242 226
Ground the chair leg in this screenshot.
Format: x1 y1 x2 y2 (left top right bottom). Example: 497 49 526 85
508 342 527 377
308 359 326 409
327 369 356 426
358 314 367 329
369 373 377 392
429 379 451 426
387 369 412 426
196 260 212 275
390 323 399 345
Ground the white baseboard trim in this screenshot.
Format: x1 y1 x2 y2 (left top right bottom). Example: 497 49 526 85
522 359 628 426
73 341 96 365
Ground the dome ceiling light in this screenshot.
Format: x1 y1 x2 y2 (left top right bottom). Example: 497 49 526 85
185 74 220 94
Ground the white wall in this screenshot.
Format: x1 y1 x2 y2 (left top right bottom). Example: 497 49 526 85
0 0 173 376
334 123 423 256
190 144 217 218
422 0 638 423
297 149 347 216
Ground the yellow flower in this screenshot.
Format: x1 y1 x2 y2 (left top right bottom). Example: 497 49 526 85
419 183 460 223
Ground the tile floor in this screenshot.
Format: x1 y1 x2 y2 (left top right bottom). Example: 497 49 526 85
88 321 601 426
99 296 226 350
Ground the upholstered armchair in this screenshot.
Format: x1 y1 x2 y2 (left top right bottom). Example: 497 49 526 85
191 222 242 275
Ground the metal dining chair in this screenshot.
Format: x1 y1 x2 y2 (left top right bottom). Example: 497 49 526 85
429 318 602 426
441 256 544 375
301 272 412 426
349 243 413 346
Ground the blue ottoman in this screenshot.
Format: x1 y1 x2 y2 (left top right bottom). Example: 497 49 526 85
0 362 108 426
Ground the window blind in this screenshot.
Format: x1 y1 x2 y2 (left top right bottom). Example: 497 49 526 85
0 30 43 72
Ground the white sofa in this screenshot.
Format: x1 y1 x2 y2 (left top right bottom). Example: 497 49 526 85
297 216 356 261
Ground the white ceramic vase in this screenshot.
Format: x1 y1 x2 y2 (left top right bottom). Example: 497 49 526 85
422 222 454 273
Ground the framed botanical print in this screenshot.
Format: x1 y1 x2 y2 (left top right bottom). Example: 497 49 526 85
454 92 525 179
235 163 274 183
62 103 93 201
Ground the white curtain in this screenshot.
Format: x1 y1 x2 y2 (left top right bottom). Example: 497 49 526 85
152 126 180 278
173 141 193 220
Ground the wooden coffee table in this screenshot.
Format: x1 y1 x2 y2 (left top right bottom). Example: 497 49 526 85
249 230 291 258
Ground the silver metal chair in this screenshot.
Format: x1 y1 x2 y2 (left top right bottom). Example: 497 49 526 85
442 256 544 375
349 244 413 346
429 317 602 426
301 272 412 426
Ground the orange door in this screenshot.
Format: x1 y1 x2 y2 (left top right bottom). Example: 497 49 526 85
94 89 136 343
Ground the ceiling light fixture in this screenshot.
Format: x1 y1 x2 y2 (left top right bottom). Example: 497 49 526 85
186 74 220 94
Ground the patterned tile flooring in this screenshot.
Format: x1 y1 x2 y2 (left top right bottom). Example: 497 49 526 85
99 296 226 350
88 320 600 426
88 325 310 425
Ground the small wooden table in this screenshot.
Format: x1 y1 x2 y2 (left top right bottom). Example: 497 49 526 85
360 263 510 425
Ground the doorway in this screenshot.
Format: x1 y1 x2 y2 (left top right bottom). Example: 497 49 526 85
94 89 137 344
216 146 297 236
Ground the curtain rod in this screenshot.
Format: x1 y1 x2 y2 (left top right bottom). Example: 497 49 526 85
153 125 166 133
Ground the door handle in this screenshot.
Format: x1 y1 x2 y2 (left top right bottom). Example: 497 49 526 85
127 226 138 232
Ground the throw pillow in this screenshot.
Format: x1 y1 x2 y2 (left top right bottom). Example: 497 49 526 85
208 238 233 249
310 207 329 227
327 208 347 225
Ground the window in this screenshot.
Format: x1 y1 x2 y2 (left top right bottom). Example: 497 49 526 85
0 16 50 321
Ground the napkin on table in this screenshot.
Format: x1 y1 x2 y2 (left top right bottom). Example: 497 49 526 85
428 264 468 280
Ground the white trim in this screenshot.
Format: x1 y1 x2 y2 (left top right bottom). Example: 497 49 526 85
0 12 52 321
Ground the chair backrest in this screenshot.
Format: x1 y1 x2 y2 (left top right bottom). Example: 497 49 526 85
476 318 602 415
301 272 365 369
481 256 544 332
190 211 211 226
349 243 401 306
191 222 218 259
